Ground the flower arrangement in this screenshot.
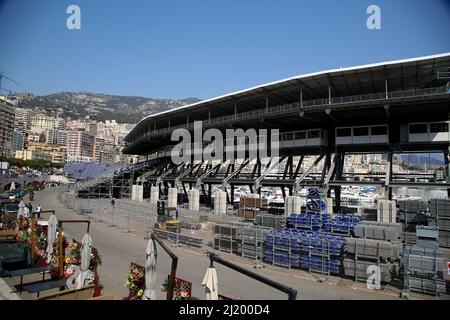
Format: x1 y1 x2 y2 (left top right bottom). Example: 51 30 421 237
124 263 145 300
161 277 191 300
62 239 102 288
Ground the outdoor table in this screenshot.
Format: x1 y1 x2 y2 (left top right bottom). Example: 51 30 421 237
5 265 51 294
22 278 66 297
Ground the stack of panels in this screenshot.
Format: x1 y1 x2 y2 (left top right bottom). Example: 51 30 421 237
267 203 285 216
345 238 401 261
398 200 428 213
343 259 394 283
300 256 341 274
354 221 402 241
429 199 450 248
254 214 286 230
404 246 444 276
213 224 239 253
407 278 446 295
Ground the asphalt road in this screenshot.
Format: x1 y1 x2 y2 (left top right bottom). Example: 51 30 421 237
25 187 412 300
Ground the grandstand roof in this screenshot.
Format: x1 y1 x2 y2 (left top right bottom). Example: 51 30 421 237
125 52 450 143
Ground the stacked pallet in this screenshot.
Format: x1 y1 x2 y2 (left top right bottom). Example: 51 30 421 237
397 200 428 232
429 199 450 248
236 226 272 259
342 259 396 283
288 213 359 235
377 200 397 223
354 221 402 241
345 238 402 261
254 214 286 230
213 224 239 253
263 229 346 274
267 202 285 215
403 245 446 295
239 195 261 220
343 237 401 283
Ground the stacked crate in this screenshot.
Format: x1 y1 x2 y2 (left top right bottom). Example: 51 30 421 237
236 225 272 260
429 199 450 248
354 221 402 241
288 213 359 236
343 238 402 283
377 200 398 223
397 200 428 245
267 202 285 216
403 245 446 296
254 214 286 230
239 195 261 220
213 224 240 253
263 229 346 275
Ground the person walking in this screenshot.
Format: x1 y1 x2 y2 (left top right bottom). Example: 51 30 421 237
35 205 41 219
28 203 33 216
111 198 116 209
23 205 30 219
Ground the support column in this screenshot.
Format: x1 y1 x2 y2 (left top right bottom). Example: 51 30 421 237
384 151 393 200
447 111 450 197
446 151 450 198
334 153 344 213
328 86 332 105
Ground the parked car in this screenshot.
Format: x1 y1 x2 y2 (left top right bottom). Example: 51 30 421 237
0 193 16 200
1 202 19 216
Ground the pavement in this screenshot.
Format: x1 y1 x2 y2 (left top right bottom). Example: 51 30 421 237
2 186 443 300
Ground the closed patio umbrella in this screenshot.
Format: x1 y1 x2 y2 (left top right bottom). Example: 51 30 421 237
143 239 158 300
76 233 92 289
45 214 58 264
202 267 219 300
17 200 25 219
9 181 15 191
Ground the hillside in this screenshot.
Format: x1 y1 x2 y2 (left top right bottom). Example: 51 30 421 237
15 92 202 123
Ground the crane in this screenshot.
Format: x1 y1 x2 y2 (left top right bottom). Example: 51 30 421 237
0 71 21 95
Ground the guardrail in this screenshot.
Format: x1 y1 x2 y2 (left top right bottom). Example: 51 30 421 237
151 228 203 248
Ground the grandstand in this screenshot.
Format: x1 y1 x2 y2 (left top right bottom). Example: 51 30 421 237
78 53 450 207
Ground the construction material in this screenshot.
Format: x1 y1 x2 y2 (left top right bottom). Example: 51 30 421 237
267 202 285 216
354 221 402 241
150 185 159 205
213 224 239 253
263 229 345 275
285 196 301 216
403 245 446 296
236 226 272 260
345 238 401 261
188 189 200 211
377 200 397 223
429 198 450 248
288 213 359 235
255 214 286 230
343 259 395 283
213 191 227 215
167 188 178 208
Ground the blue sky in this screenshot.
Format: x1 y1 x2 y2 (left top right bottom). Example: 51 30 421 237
0 0 449 100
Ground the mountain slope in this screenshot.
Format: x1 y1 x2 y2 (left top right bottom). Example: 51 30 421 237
16 92 202 123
